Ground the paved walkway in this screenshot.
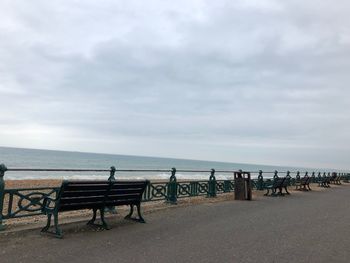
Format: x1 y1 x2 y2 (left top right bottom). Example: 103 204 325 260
1 185 350 263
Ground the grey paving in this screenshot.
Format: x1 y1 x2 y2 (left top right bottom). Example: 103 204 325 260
1 185 350 263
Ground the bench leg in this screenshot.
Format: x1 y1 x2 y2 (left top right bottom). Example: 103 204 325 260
124 204 146 223
136 204 146 223
270 188 277 197
87 208 97 225
264 189 269 196
307 184 312 191
279 187 285 196
284 186 290 195
41 212 62 238
87 208 110 230
124 205 134 220
41 213 52 233
53 212 62 238
271 188 280 197
99 208 110 230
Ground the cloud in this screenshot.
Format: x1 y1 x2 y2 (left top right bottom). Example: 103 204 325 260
0 0 349 169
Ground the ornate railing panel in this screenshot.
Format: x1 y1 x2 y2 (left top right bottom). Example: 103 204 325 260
3 187 60 219
143 182 168 202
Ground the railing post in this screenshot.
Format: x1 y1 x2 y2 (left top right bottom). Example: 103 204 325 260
286 171 291 185
311 172 316 183
0 163 7 231
106 166 117 214
208 169 216 198
167 168 177 204
288 171 296 185
296 171 301 180
108 166 116 182
257 170 264 190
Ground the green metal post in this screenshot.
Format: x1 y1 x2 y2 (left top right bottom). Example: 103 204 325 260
257 170 264 190
108 166 116 181
106 166 117 214
167 168 177 204
0 164 7 231
286 171 291 185
208 169 216 198
288 171 296 186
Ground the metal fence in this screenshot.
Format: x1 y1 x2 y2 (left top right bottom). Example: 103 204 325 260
0 163 349 230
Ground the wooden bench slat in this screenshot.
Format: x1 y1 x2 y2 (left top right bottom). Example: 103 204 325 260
65 180 110 185
62 190 109 198
105 200 140 206
63 185 110 191
59 202 105 211
61 188 144 197
106 194 142 201
60 196 106 204
109 184 148 189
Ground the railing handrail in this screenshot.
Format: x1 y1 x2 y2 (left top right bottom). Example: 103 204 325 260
4 168 340 173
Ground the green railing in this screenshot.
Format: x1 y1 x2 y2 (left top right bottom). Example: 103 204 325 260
0 163 349 230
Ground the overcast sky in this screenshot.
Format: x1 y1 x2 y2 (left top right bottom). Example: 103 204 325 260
0 0 349 169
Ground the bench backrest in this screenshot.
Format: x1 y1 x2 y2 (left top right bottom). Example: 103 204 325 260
57 180 149 212
273 177 285 188
282 177 290 187
105 181 149 207
300 176 308 184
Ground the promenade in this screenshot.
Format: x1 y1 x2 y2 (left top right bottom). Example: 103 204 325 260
1 185 349 263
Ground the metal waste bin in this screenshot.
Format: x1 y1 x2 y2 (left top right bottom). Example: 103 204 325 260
234 170 252 200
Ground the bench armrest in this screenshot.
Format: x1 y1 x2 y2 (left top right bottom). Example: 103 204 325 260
42 196 58 212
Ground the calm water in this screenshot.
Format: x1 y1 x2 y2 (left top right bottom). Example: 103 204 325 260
0 147 332 180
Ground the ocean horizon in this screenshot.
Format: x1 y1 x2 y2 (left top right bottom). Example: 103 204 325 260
0 146 340 180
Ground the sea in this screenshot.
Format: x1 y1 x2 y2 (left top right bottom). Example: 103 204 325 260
0 146 336 180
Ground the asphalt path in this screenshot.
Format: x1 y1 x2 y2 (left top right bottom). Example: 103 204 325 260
1 185 350 263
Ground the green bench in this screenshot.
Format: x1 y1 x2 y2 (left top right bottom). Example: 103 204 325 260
330 174 342 185
41 180 149 238
264 177 286 196
295 176 311 191
319 175 331 188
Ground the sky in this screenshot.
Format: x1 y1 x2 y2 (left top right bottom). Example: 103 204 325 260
0 0 349 169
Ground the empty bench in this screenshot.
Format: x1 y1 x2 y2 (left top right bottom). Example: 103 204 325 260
264 177 285 196
330 174 342 185
295 176 311 191
318 176 331 188
41 180 149 238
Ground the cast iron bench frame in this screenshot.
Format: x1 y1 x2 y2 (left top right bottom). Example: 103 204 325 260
264 177 286 196
41 180 149 238
281 176 291 195
330 174 342 185
295 176 311 191
318 176 331 188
